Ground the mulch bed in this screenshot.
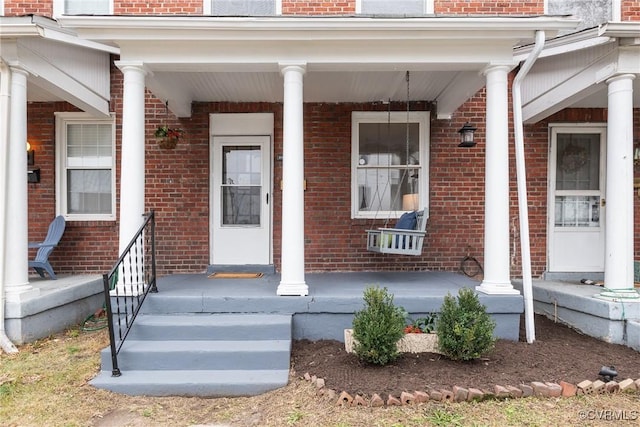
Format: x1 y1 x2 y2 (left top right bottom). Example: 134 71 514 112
291 314 640 398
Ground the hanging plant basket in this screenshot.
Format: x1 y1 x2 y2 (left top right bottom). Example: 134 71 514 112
154 125 183 150
157 136 179 149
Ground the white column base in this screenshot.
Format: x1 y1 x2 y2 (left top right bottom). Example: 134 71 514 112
277 281 308 296
594 288 640 302
476 281 520 295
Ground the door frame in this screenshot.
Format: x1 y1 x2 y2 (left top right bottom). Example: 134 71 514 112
209 113 274 265
547 123 607 273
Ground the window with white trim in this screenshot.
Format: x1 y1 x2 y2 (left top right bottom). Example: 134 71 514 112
352 111 430 219
56 113 116 221
356 0 433 15
53 0 112 17
204 0 279 15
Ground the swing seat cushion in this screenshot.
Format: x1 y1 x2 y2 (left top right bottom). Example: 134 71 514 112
395 211 417 230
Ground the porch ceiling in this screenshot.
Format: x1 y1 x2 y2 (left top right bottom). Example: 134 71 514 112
56 15 579 119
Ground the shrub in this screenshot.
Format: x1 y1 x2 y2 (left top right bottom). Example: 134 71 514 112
436 288 496 361
352 286 406 365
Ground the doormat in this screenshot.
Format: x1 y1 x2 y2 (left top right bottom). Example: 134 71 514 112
208 272 264 279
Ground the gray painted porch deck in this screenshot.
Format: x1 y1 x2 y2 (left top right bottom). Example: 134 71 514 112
146 271 524 341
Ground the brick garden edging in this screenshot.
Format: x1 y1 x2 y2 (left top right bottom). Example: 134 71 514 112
301 373 640 407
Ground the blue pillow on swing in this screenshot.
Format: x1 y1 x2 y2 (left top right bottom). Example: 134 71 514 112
395 211 417 230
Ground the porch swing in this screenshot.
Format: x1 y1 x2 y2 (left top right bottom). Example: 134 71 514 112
365 71 427 256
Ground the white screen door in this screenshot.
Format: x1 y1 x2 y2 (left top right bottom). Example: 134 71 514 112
211 136 271 265
548 126 606 272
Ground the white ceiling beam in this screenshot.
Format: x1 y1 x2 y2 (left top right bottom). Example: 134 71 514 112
145 74 193 118
434 71 485 120
19 46 110 117
522 52 617 124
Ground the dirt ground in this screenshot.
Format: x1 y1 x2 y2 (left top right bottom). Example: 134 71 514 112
291 314 640 399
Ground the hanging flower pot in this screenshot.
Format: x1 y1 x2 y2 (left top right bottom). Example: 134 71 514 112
155 125 183 149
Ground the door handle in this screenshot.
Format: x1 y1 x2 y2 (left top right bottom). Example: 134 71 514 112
601 198 606 207
266 193 269 205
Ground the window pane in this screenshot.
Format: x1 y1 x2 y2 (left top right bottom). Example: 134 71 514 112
556 134 599 191
67 123 112 168
222 187 261 225
359 123 420 166
212 0 275 15
357 167 418 211
65 0 109 14
67 169 112 214
361 0 424 14
222 145 261 185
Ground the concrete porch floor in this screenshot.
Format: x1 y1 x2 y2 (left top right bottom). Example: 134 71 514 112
513 279 640 351
7 271 639 350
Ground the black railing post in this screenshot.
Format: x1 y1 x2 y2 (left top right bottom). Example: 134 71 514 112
102 273 122 377
101 211 157 378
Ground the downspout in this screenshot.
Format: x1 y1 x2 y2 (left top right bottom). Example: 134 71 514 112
512 30 545 344
0 60 18 353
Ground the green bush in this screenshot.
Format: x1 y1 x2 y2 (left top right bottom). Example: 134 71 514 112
352 286 405 365
436 288 496 361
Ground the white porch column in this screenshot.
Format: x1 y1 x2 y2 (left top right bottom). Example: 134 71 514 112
115 62 147 284
277 63 308 296
477 65 518 295
5 67 36 301
599 73 639 301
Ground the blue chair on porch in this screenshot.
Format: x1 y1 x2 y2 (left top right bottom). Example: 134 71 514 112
29 215 66 280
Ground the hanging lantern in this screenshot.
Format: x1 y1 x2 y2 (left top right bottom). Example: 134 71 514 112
458 122 477 147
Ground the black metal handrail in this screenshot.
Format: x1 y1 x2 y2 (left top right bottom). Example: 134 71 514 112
102 211 157 377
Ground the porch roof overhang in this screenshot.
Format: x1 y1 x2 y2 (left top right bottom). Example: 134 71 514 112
0 15 117 117
515 22 640 124
57 15 579 118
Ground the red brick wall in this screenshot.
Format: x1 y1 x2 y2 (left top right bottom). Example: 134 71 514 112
435 1 543 14
4 0 52 15
114 1 202 14
622 0 640 21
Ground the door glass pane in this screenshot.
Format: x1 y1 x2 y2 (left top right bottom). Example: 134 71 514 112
221 145 261 226
556 134 599 191
554 196 600 227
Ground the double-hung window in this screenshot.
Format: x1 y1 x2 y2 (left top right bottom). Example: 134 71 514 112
56 113 116 221
352 111 429 219
204 0 279 15
53 0 112 16
356 0 433 15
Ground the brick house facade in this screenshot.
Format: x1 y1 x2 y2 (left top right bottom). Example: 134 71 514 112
1 1 639 298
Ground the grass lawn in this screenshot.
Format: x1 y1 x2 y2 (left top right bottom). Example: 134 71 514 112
1 326 639 426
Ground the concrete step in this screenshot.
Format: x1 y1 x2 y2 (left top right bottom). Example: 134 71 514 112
127 313 292 341
90 369 290 397
93 313 293 397
100 339 291 371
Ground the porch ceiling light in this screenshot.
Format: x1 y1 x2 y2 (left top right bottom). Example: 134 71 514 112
458 122 477 147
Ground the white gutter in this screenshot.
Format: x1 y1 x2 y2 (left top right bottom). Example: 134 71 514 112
0 60 18 353
512 30 545 344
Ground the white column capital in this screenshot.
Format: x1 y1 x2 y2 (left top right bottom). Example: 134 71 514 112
8 66 29 78
279 62 307 76
114 61 149 75
482 63 512 77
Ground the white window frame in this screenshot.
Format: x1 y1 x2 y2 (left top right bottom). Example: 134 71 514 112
53 0 113 18
351 111 430 219
203 0 282 15
356 0 433 14
55 112 116 221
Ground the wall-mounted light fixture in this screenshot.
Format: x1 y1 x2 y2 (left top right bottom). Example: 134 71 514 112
458 122 477 147
27 142 35 165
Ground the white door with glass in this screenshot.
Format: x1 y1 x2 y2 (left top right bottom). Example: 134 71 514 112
548 126 606 272
211 136 271 265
